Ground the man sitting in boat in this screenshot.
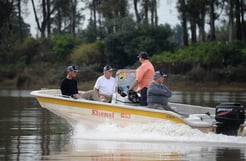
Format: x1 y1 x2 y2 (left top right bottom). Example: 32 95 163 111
60 65 81 99
60 65 115 103
93 65 116 102
81 65 115 103
147 71 178 113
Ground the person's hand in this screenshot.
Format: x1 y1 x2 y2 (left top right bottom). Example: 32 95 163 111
72 93 82 99
128 86 133 91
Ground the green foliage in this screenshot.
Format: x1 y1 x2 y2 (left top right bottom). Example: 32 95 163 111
136 24 175 55
51 34 79 60
152 41 246 82
220 41 246 67
152 42 244 66
151 51 175 63
14 37 39 65
70 41 104 65
104 32 134 68
81 20 98 43
98 0 128 19
103 24 176 68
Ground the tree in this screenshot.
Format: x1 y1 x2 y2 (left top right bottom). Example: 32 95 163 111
177 0 188 46
228 0 234 42
31 0 84 38
0 0 30 41
133 0 141 23
17 0 23 42
208 0 216 41
133 0 158 26
207 0 225 41
52 0 72 34
86 0 102 41
31 0 52 38
240 0 245 41
97 0 129 34
150 0 158 26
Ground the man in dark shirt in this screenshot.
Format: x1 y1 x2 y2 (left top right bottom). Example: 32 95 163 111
60 65 81 99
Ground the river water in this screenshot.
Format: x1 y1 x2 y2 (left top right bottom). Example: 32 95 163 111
0 90 246 161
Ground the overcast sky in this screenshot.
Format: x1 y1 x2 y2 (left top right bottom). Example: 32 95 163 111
24 0 179 37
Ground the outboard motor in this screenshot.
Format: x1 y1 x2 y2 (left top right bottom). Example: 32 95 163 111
215 103 245 136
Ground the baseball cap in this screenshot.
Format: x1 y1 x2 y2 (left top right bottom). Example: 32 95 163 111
137 51 149 59
153 71 167 80
67 65 79 72
103 65 113 71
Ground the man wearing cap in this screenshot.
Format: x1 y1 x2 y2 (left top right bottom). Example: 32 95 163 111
60 65 81 99
129 51 155 106
93 65 116 102
147 71 177 113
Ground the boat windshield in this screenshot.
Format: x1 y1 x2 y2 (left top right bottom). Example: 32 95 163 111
115 69 136 90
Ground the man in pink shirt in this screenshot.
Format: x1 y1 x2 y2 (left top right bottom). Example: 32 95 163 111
129 51 155 106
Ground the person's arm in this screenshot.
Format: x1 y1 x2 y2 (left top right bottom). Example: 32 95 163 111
94 87 100 97
162 85 172 97
148 83 172 97
60 81 66 95
94 76 101 97
129 80 138 91
72 81 82 99
60 79 70 96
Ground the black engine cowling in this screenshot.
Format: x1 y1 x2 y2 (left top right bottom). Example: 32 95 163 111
215 103 245 136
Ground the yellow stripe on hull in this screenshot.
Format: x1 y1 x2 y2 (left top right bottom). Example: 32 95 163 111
36 96 186 125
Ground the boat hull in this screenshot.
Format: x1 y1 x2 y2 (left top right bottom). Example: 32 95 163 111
31 89 216 133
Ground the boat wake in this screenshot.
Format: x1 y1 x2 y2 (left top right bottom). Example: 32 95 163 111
42 121 246 161
72 120 246 146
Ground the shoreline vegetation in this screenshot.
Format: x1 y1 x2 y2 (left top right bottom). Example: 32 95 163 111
1 40 245 93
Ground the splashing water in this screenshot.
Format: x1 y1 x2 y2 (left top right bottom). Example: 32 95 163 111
72 120 246 145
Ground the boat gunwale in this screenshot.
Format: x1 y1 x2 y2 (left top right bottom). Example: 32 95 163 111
31 89 215 128
31 89 180 114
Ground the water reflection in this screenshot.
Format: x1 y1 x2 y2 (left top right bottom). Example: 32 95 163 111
40 139 245 161
170 91 246 107
216 148 243 161
0 97 71 161
0 89 32 97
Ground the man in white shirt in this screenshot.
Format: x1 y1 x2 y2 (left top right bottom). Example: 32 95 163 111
94 65 115 102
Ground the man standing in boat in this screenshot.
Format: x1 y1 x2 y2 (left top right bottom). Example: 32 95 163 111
129 51 155 106
147 71 177 113
60 65 81 99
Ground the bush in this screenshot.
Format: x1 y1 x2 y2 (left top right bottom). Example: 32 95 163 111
14 37 40 64
51 34 80 60
70 41 104 65
151 41 246 82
